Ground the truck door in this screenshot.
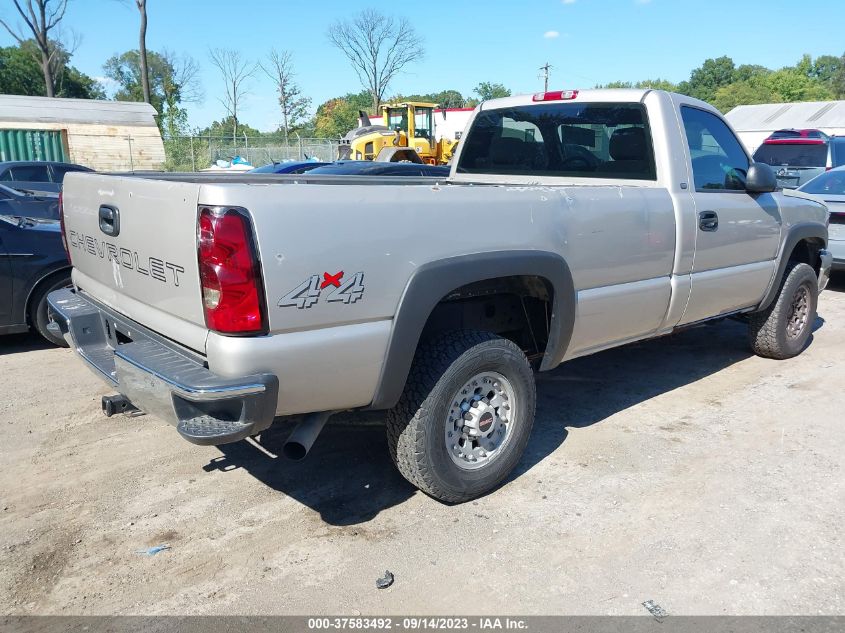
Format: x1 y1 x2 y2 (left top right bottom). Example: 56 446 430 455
412 107 436 161
678 106 781 325
0 219 14 327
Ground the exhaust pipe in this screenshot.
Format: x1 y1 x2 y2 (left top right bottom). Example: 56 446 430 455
283 411 335 460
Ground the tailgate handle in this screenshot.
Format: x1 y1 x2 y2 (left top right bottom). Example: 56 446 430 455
99 205 120 237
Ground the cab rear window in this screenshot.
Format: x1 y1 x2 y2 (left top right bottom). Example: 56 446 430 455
752 143 828 167
456 103 656 180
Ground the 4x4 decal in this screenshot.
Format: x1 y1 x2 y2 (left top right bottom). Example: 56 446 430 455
278 271 365 309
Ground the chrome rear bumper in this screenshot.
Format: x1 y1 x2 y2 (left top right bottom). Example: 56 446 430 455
47 288 278 445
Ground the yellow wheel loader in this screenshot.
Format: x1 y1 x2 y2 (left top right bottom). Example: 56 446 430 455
337 102 459 165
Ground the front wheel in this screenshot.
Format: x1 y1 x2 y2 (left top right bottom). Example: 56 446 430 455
386 331 536 503
748 261 818 360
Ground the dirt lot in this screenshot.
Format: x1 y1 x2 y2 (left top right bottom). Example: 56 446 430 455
1 281 843 616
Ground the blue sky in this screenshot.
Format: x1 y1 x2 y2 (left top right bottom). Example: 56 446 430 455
2 0 845 132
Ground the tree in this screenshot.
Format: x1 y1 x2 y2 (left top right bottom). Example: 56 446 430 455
0 41 102 98
104 49 201 137
764 68 834 103
474 82 511 101
677 56 737 102
313 91 371 138
134 0 150 104
597 78 676 91
389 89 467 109
733 64 770 83
196 116 261 139
260 49 311 144
0 0 70 97
328 9 424 113
432 89 466 109
711 66 834 113
209 48 256 142
0 44 44 95
810 53 845 98
712 78 778 113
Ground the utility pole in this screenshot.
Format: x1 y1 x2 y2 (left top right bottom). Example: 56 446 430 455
539 62 552 92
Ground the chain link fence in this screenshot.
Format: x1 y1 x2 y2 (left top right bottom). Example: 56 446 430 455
162 136 342 172
18 133 342 173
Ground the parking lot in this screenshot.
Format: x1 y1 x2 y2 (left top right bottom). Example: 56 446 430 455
1 279 843 616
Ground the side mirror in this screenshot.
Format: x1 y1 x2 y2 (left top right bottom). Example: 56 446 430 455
746 162 777 193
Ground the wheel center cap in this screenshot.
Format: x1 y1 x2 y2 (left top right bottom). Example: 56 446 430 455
478 412 494 433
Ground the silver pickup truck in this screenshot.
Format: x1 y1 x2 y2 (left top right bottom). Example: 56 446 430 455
49 89 833 503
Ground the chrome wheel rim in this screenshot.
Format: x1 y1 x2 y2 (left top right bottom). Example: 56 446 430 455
445 371 516 470
786 284 811 340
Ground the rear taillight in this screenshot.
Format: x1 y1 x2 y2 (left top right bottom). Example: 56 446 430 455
197 206 267 335
58 191 72 263
764 139 825 145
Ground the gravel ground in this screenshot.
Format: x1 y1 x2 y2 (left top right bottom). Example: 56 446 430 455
1 280 843 616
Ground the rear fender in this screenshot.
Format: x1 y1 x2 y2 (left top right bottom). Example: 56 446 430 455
369 250 576 409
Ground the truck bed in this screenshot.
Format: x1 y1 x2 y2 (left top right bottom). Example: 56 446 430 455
104 172 455 186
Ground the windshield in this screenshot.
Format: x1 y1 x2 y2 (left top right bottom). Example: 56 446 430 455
752 143 828 167
387 109 408 132
800 170 845 195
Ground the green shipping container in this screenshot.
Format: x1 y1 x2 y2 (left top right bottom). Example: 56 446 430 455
0 129 66 162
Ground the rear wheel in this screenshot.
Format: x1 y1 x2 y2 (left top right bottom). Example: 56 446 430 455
386 330 536 503
30 274 71 347
748 262 818 359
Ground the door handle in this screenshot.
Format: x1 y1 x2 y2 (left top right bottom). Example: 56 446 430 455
698 210 718 232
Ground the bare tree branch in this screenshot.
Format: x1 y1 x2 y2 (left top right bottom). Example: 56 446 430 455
327 9 424 113
260 49 311 144
1 0 70 97
209 48 256 142
161 48 203 104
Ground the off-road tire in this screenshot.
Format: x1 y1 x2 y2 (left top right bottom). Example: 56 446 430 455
386 330 536 503
30 275 71 347
748 262 818 360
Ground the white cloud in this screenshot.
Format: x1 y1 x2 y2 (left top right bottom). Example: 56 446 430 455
635 0 652 4
544 30 560 39
562 0 576 4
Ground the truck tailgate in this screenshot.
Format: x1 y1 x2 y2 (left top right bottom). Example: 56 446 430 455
62 173 208 351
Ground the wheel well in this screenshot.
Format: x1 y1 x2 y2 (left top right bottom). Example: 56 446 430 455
787 238 823 274
420 275 553 363
26 267 72 325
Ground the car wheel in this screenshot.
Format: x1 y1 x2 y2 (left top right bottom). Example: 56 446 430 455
748 261 818 360
386 330 536 503
30 275 71 347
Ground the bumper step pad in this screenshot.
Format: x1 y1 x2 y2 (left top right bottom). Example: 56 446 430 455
177 415 257 445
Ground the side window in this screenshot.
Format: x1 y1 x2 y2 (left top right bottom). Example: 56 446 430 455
8 165 51 182
0 169 11 182
681 107 749 191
